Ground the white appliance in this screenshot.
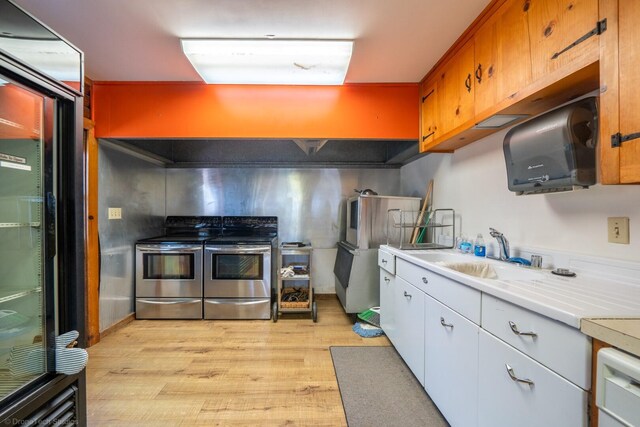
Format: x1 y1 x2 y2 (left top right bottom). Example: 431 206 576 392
596 348 640 427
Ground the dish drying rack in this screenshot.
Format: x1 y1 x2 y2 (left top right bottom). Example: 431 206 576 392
386 208 455 250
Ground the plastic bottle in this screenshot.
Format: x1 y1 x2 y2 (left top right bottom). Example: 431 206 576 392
474 233 486 257
458 234 472 254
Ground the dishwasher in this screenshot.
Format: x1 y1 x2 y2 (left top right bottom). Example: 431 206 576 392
596 348 640 427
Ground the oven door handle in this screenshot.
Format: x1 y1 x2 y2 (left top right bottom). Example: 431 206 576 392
206 245 271 253
137 299 201 305
136 245 203 252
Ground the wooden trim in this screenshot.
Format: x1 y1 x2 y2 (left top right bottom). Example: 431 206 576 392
99 313 135 340
590 338 611 427
83 117 94 131
84 125 100 347
420 0 509 84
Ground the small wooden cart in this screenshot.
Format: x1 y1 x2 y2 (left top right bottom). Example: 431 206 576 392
272 243 317 322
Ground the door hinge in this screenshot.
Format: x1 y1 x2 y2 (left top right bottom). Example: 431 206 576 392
612 131 640 148
421 89 434 103
551 18 607 60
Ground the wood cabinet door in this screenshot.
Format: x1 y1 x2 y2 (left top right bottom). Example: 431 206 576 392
438 40 475 136
419 79 439 151
424 296 479 427
527 0 599 81
474 0 532 115
618 0 640 183
394 277 425 386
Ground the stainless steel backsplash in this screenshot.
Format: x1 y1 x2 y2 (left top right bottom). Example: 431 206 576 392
166 168 401 247
98 145 166 332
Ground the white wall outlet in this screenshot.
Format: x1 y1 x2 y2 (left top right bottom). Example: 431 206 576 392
607 217 629 244
108 207 122 220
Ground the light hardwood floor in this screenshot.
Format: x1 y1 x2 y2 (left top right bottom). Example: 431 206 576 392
86 296 390 426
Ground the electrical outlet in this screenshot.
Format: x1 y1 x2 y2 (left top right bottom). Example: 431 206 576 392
607 217 629 244
108 207 122 220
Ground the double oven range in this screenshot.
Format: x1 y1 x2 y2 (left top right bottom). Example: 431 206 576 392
135 216 277 320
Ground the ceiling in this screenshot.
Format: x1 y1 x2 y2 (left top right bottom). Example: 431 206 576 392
13 0 490 83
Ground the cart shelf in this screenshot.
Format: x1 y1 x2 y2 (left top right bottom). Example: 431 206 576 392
273 244 317 322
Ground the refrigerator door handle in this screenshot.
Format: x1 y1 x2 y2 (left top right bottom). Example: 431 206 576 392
46 192 57 259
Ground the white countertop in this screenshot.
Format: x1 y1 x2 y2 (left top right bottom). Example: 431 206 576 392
382 246 640 329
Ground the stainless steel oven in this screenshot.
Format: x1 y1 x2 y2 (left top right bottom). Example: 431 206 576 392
204 244 272 319
135 242 204 319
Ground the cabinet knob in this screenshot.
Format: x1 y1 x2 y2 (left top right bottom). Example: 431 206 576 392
403 291 412 300
422 277 428 284
509 321 538 338
382 259 387 264
384 277 390 283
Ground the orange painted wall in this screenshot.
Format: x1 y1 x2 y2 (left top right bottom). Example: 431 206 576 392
92 82 419 139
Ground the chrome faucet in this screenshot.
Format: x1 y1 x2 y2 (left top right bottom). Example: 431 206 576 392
489 228 510 261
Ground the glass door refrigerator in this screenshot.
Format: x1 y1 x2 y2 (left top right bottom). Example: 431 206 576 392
0 0 86 423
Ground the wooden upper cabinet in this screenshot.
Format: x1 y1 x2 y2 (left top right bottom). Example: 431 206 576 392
527 0 600 81
420 79 439 151
437 40 475 136
474 0 532 115
601 0 640 184
618 0 640 183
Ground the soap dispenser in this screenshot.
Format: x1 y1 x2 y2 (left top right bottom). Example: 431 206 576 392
474 233 486 257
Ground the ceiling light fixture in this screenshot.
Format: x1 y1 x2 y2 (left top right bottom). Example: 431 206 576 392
181 39 353 85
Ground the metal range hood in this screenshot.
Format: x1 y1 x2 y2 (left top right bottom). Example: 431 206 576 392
102 138 425 168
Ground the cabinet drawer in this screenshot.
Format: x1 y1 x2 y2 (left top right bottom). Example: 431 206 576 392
378 250 395 274
481 294 591 390
478 330 588 427
397 258 481 324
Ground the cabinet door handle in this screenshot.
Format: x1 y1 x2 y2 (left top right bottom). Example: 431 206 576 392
464 73 471 92
384 276 390 283
506 364 535 386
422 277 428 284
381 259 387 264
509 321 538 338
440 317 454 329
475 64 482 84
403 291 412 300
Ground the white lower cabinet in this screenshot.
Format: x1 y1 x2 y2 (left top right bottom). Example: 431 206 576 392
380 254 590 427
379 269 397 345
394 276 425 386
425 296 479 427
478 329 588 427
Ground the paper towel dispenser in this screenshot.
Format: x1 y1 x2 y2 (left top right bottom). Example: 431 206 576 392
503 97 598 195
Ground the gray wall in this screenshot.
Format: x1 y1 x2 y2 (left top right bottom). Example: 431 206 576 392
98 144 166 331
166 168 402 292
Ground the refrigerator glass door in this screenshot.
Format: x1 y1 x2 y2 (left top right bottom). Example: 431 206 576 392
0 78 49 401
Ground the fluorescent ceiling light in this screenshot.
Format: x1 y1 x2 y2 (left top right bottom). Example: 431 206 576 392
181 39 353 85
